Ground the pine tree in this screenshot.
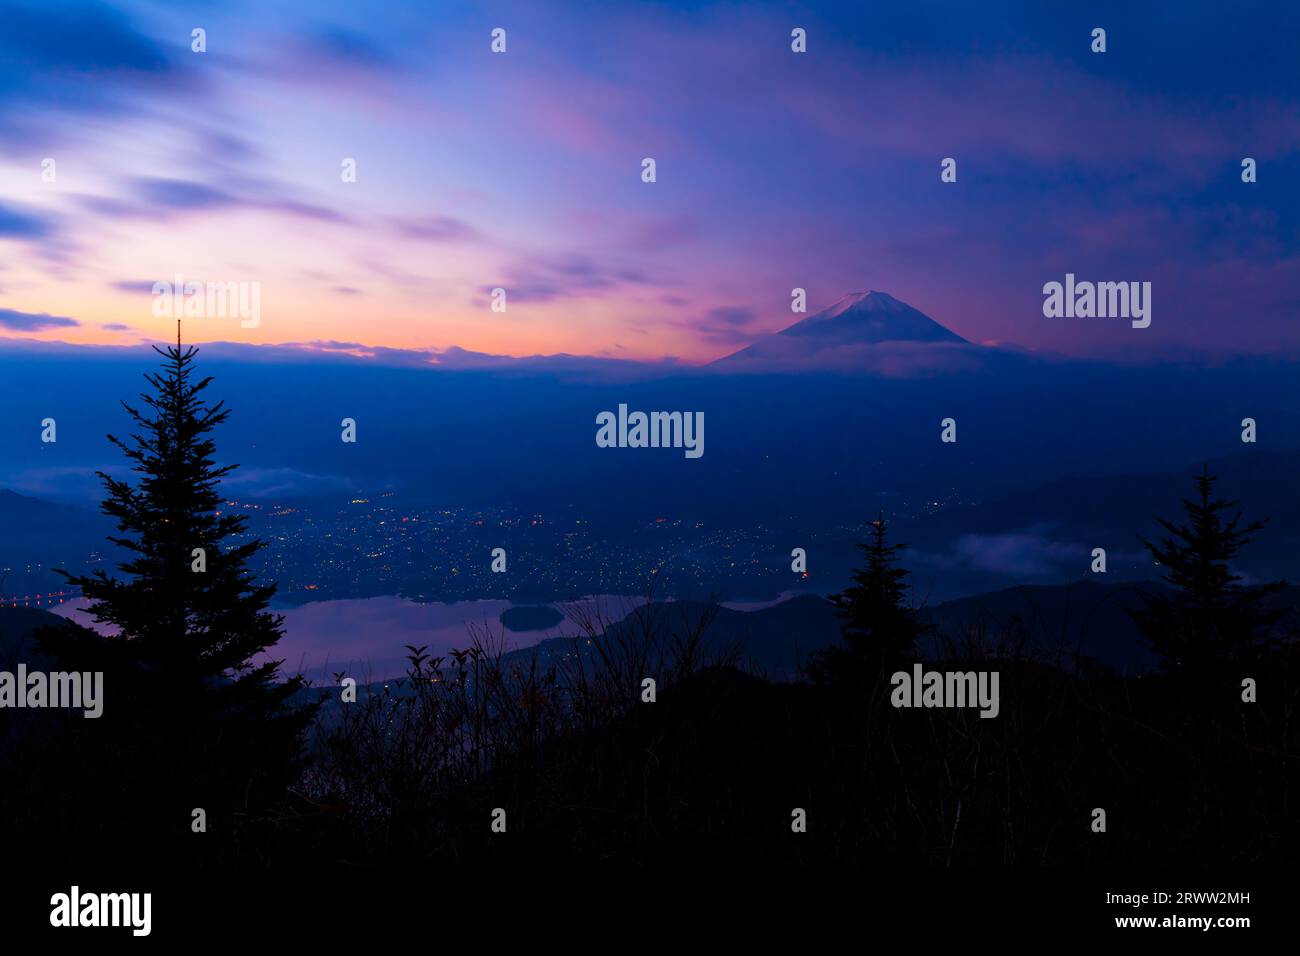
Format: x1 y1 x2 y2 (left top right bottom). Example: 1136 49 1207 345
808 514 927 684
1131 466 1285 675
40 327 311 851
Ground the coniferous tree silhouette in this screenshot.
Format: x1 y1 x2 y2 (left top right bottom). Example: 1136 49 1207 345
1130 466 1285 676
808 514 927 684
40 327 311 855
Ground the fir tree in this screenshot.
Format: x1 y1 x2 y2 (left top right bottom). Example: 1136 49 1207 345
41 327 311 851
1130 466 1285 674
808 514 927 684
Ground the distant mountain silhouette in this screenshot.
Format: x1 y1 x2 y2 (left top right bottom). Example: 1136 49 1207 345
922 580 1159 673
714 291 968 367
516 582 1298 678
0 490 116 593
0 488 62 521
9 320 1300 529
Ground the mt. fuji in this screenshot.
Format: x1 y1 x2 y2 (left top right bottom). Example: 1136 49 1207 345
714 292 969 368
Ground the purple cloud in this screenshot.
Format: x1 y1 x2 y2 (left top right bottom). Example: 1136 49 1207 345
110 280 158 294
681 305 762 346
629 215 702 249
394 216 480 242
132 178 237 211
0 308 79 332
82 178 351 225
0 202 54 238
306 26 400 73
487 252 659 305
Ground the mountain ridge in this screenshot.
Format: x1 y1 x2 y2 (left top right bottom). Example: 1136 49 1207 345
714 291 969 367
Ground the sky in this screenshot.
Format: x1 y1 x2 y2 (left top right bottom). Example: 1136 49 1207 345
1 0 1298 363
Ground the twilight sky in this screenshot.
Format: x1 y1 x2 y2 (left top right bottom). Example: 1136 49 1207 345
1 0 1298 362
